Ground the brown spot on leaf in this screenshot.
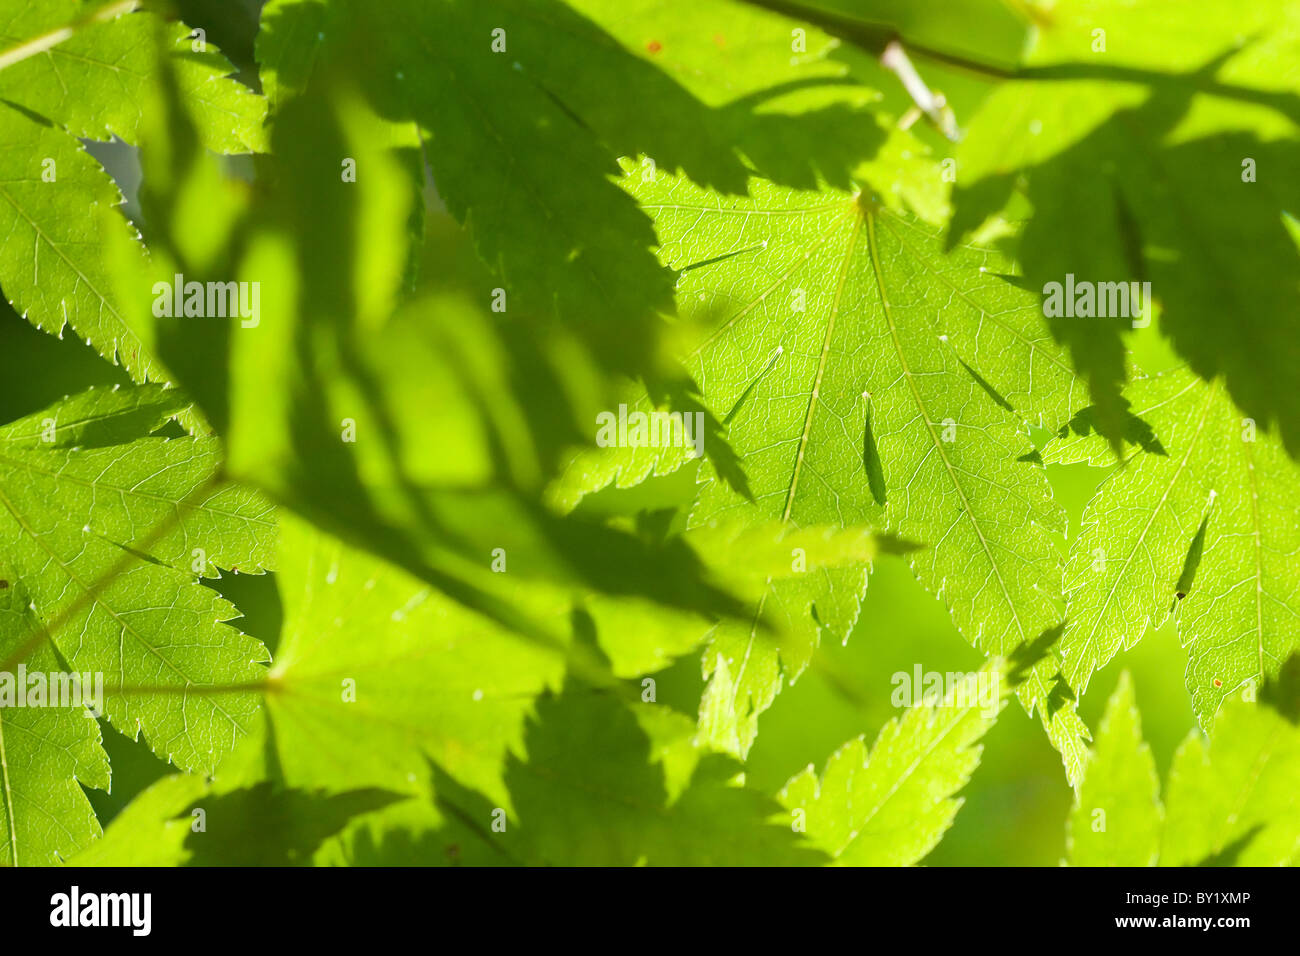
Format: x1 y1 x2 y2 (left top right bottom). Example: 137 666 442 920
646 40 662 53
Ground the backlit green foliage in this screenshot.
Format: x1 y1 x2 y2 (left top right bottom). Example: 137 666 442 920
0 0 1296 867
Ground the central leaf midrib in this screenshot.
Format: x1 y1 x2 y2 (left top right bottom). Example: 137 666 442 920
834 695 978 859
782 212 860 522
714 204 860 711
1070 379 1220 686
864 210 1025 644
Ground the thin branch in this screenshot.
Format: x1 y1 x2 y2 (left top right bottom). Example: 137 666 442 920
881 40 960 141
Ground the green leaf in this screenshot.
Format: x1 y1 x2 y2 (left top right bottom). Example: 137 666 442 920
175 783 404 867
1067 671 1161 866
0 1 265 392
486 679 827 866
156 683 826 867
0 386 274 775
164 516 832 865
0 572 108 866
954 0 1300 453
0 3 266 152
257 0 674 381
589 162 1089 778
121 44 758 637
0 103 157 382
0 382 186 449
309 792 514 867
686 522 914 755
0 388 275 576
69 773 399 868
70 773 208 867
1163 692 1300 866
695 565 866 757
1050 367 1300 725
19 0 1297 871
779 660 1006 865
521 0 894 196
226 515 567 811
224 515 909 810
1063 668 1300 866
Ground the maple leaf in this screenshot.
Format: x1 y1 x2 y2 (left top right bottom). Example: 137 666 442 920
485 682 827 866
567 160 1090 778
82 691 828 867
953 0 1300 455
18 0 1300 872
0 572 107 866
0 0 266 391
1048 367 1300 726
79 515 866 866
71 773 401 867
589 519 916 683
112 34 783 642
0 1 266 151
1065 671 1161 866
71 773 207 867
255 0 676 382
221 514 568 812
1068 667 1300 866
204 514 907 811
780 660 1006 865
0 384 274 801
